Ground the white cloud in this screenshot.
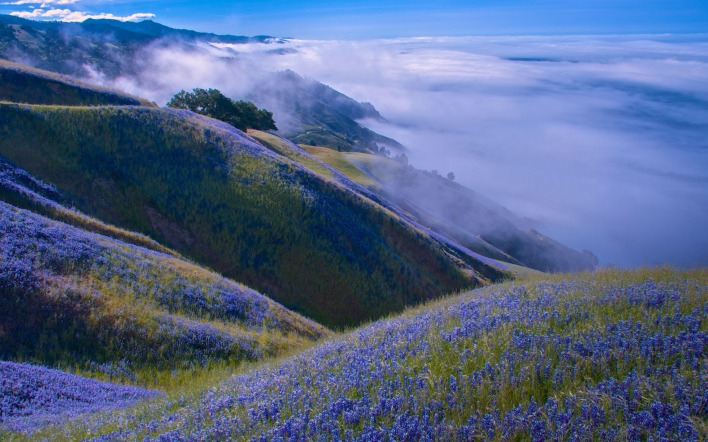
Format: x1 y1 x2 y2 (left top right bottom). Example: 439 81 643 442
2 0 77 5
9 8 154 22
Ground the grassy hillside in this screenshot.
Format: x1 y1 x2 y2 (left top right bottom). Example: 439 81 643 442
0 104 503 328
296 143 380 189
248 130 339 181
0 60 153 106
12 267 705 440
302 145 598 273
0 201 327 388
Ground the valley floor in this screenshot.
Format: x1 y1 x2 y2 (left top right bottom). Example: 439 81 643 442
2 267 706 441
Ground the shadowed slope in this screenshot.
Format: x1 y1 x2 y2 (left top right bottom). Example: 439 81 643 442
0 104 503 328
0 156 177 256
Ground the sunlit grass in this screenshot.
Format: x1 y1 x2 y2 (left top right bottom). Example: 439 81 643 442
301 144 381 189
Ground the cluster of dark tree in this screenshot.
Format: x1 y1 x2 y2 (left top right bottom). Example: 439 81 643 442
167 88 277 131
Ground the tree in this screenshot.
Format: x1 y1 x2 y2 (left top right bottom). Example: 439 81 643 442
393 153 409 166
447 172 455 181
167 88 277 131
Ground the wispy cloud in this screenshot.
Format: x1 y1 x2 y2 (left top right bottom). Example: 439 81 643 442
9 8 154 22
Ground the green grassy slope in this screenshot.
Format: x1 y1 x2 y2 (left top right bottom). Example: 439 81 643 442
0 200 328 388
0 104 504 328
250 131 521 279
298 143 380 188
0 60 154 106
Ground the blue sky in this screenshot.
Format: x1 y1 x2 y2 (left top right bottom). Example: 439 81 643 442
1 0 707 38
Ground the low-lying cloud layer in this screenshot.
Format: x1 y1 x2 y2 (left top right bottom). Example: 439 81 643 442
96 34 708 268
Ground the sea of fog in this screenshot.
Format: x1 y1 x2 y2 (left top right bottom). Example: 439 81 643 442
104 34 708 267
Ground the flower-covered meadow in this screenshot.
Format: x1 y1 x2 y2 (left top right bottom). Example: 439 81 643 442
0 361 161 433
8 267 703 440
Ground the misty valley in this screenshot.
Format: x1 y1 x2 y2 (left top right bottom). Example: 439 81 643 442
0 11 706 442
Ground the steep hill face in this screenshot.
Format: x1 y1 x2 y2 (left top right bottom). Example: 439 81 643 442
0 103 502 328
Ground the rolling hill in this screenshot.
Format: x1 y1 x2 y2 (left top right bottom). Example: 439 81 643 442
307 147 599 272
0 17 599 273
0 64 506 329
0 198 328 386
